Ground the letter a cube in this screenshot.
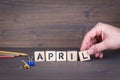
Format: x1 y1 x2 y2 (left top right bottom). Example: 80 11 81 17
34 51 45 62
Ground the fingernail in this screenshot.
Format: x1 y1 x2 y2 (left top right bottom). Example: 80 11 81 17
87 50 94 55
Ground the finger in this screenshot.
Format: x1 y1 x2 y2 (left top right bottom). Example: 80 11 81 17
80 31 97 50
95 53 100 58
80 35 91 50
89 38 97 47
91 38 97 44
88 41 107 55
95 52 103 59
99 52 103 59
80 24 102 50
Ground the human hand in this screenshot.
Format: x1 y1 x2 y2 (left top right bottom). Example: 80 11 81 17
80 22 120 58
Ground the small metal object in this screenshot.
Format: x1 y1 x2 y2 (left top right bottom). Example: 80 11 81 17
21 60 30 69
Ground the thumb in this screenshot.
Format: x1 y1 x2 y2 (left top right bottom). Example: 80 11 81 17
87 42 107 55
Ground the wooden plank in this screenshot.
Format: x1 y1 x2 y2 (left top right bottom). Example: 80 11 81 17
0 0 120 47
0 48 120 80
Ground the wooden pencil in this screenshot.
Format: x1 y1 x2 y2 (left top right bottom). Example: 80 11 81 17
0 50 28 56
0 53 17 56
0 55 15 58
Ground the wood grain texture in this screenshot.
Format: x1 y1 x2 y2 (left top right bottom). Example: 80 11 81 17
0 0 120 48
0 48 120 80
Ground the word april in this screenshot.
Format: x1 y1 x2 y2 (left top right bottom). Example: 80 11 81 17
34 50 91 62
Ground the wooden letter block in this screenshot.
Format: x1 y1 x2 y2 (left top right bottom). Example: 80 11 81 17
79 50 91 62
46 51 56 61
67 51 77 61
56 51 66 61
34 51 45 62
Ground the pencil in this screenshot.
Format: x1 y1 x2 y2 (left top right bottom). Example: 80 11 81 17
0 55 15 58
0 53 17 56
0 50 28 56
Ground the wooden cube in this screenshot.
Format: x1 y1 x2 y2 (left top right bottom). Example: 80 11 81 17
34 51 45 62
79 50 91 62
46 51 56 61
56 51 66 61
67 51 77 61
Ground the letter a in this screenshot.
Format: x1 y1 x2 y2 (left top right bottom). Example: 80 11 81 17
34 51 45 62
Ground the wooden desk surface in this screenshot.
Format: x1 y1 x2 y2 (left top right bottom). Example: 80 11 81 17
0 48 120 80
0 1 120 79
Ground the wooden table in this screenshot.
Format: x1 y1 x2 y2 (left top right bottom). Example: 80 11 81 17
0 0 120 48
0 0 120 80
0 48 120 80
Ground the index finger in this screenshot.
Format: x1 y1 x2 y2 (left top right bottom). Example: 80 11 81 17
80 25 102 50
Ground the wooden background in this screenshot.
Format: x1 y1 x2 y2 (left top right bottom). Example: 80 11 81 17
0 0 120 48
